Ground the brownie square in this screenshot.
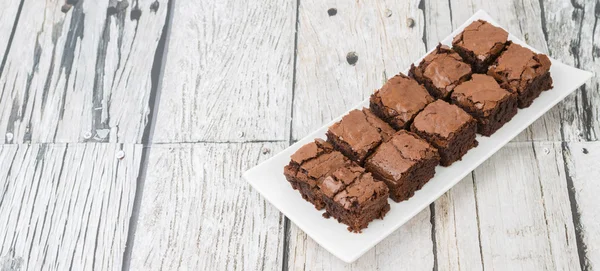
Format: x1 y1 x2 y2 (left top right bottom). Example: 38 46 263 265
452 20 509 73
487 42 553 108
319 165 390 233
327 108 395 164
411 100 478 166
409 44 472 99
451 74 518 136
284 139 351 209
365 130 440 202
370 73 435 130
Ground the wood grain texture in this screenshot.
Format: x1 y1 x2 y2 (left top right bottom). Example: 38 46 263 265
129 142 286 270
292 0 427 140
434 142 583 270
472 142 579 270
537 0 600 142
286 209 433 270
425 0 598 142
0 143 142 270
433 174 483 271
151 0 296 143
0 0 23 75
0 0 169 144
287 1 434 268
564 142 600 270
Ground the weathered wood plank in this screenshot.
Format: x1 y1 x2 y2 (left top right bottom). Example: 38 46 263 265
564 142 600 270
0 0 23 75
435 142 581 270
292 0 427 140
537 0 600 142
287 209 433 270
474 143 578 269
151 0 296 143
129 142 286 270
426 0 599 142
0 0 169 144
433 174 483 271
287 1 434 268
426 0 548 50
0 143 142 270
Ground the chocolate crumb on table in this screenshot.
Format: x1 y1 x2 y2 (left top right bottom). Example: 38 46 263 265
409 44 472 99
327 108 395 165
451 74 518 136
452 20 509 73
411 100 478 166
365 130 440 202
318 165 390 233
487 42 553 108
370 73 435 130
284 139 352 210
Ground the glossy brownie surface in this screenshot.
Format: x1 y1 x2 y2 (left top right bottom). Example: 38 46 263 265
319 165 390 232
487 42 552 108
327 108 395 164
365 131 439 201
284 139 350 209
410 44 472 99
370 73 434 130
452 20 508 72
452 74 512 116
412 100 474 141
411 100 478 166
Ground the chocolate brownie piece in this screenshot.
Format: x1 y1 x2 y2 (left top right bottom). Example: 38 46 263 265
411 100 478 166
327 108 395 165
409 44 472 99
451 74 518 136
319 165 390 233
283 139 351 209
487 42 553 108
370 73 435 130
452 20 509 73
365 130 440 202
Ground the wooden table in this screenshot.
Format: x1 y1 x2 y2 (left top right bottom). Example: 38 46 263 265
0 0 597 270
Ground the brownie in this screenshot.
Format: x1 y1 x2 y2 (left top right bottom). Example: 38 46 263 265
283 139 351 209
452 20 509 73
487 42 553 108
409 44 472 99
365 130 440 202
370 73 435 130
327 108 395 165
451 74 518 136
319 165 390 233
411 100 478 166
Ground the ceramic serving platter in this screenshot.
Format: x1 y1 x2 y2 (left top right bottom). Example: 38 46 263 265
243 10 594 263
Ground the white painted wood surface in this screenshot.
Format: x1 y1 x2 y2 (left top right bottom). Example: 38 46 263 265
0 0 598 270
426 0 599 142
151 0 296 143
540 0 600 142
434 175 483 271
292 0 426 140
0 0 169 144
433 142 583 270
0 143 141 270
564 142 600 270
0 1 22 70
472 143 579 270
286 209 433 271
129 143 287 270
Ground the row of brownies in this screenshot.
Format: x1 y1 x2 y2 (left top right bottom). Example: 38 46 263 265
284 20 553 233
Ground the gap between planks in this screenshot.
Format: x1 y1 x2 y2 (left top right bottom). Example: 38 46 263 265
282 0 302 270
121 0 175 269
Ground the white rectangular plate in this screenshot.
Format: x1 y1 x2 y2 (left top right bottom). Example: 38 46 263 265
243 10 593 263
